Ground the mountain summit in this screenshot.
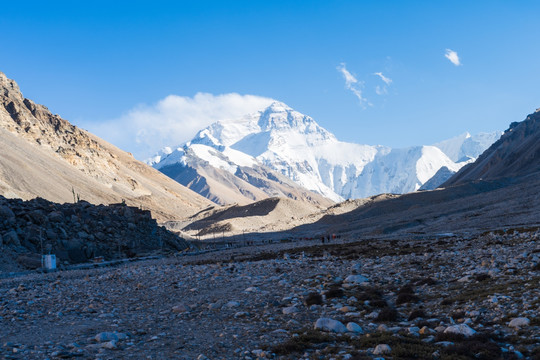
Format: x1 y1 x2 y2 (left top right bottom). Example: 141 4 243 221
151 102 501 201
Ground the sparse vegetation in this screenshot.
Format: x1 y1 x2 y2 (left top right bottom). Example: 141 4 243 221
271 330 333 355
408 308 426 321
304 292 323 306
324 286 344 299
396 292 419 305
376 307 399 322
475 273 491 281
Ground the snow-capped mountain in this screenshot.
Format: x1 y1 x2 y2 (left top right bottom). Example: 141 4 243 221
433 131 503 162
149 101 501 202
152 137 334 207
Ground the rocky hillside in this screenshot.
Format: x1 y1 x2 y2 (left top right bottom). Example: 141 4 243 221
0 71 212 221
0 195 188 271
444 109 540 186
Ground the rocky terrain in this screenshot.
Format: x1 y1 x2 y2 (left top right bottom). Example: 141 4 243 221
0 195 189 273
1 230 539 359
0 71 212 221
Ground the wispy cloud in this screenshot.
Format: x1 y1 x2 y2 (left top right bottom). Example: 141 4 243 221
373 72 392 95
375 85 386 95
373 72 392 85
444 49 461 66
337 63 369 107
79 93 275 160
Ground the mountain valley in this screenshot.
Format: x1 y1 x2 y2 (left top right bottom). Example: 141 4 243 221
1 70 539 360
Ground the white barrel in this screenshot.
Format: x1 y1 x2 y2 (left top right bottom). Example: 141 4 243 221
42 254 56 270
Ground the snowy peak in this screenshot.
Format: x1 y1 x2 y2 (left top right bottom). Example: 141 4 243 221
187 102 336 152
434 131 502 162
151 101 501 202
257 102 335 141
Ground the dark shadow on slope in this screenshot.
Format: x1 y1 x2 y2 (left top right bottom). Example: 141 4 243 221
184 197 282 232
288 175 540 238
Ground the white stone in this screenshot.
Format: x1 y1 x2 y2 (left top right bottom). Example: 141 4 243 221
172 304 189 313
346 322 363 333
95 332 126 342
224 301 240 308
344 274 369 285
101 340 117 349
282 306 299 315
314 318 347 333
366 311 379 319
444 324 476 337
373 344 392 355
408 326 420 336
508 317 530 328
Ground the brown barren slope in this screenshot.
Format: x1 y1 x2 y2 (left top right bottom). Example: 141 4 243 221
0 71 213 221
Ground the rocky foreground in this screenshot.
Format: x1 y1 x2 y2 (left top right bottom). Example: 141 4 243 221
1 230 539 359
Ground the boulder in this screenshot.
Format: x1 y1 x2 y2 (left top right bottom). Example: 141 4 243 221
0 205 15 219
346 322 364 333
373 344 392 355
16 254 42 269
3 230 20 246
444 324 476 337
314 318 347 333
344 274 369 285
508 317 530 329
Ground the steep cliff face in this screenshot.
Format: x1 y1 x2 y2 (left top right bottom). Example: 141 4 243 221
444 109 540 186
0 71 212 221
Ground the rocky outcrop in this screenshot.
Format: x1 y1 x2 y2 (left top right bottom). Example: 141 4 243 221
0 71 212 221
0 195 188 268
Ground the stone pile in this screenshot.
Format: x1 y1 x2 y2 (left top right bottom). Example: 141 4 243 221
0 195 188 269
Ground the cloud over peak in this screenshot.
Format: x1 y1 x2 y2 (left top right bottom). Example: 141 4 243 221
81 93 275 160
445 49 461 66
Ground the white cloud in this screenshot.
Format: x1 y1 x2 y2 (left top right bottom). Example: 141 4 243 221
373 72 392 85
337 63 369 107
375 85 386 95
373 72 392 95
445 49 461 66
81 93 275 160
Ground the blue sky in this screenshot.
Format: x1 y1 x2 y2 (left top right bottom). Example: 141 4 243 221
2 1 539 159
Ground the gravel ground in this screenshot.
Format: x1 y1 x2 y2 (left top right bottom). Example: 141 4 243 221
1 231 539 359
